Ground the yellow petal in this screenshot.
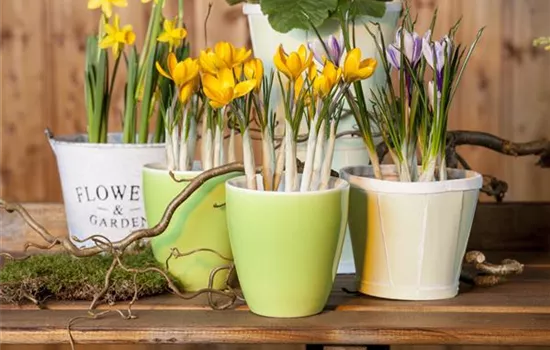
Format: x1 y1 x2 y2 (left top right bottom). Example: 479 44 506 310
99 36 115 49
199 50 218 75
172 62 186 86
124 30 136 45
167 52 177 79
163 19 174 33
157 32 171 43
273 45 293 79
297 44 307 63
234 79 256 99
156 61 172 80
209 100 226 109
179 82 194 103
172 28 187 40
215 42 233 67
217 68 236 89
286 53 303 79
343 48 361 83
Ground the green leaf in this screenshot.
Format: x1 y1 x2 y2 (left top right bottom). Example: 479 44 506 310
260 0 337 33
348 0 387 18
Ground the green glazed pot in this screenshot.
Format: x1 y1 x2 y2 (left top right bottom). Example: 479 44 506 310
225 175 350 318
142 163 242 292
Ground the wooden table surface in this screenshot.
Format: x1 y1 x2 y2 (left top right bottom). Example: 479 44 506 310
1 251 549 347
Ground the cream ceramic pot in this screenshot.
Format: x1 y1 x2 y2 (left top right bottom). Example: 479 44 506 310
341 165 483 300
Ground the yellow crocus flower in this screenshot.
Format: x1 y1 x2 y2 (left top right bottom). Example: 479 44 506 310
202 68 256 108
214 42 252 69
99 14 136 58
343 48 377 83
88 0 128 18
156 53 199 88
199 48 226 75
244 58 264 91
157 18 187 52
273 44 313 81
314 61 342 97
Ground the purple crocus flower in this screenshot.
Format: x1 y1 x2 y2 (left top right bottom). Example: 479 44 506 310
308 34 344 65
386 27 424 69
423 32 453 91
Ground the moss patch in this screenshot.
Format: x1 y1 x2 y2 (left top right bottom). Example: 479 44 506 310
0 246 170 305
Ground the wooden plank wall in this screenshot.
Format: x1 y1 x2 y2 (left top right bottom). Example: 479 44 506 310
1 0 549 204
0 0 549 350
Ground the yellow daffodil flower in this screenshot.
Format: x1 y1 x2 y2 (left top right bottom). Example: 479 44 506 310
314 61 342 97
202 68 256 108
88 0 127 18
273 44 313 81
244 58 264 91
199 48 226 75
156 53 200 88
343 48 377 83
157 18 187 52
99 14 136 58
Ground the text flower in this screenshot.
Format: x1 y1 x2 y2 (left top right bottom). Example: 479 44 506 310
274 44 313 81
157 18 187 51
343 48 377 83
87 0 128 18
99 14 136 57
202 68 256 108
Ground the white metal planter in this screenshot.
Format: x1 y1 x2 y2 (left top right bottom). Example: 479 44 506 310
48 131 166 248
340 165 483 300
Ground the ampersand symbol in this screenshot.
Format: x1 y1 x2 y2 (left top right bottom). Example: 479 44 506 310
113 205 123 216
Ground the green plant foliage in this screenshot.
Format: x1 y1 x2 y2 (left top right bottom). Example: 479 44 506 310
0 246 170 305
261 0 338 33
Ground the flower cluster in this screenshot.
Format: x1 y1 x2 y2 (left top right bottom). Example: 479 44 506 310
364 12 484 182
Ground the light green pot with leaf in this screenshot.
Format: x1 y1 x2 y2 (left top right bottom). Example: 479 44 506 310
225 174 350 318
142 163 242 292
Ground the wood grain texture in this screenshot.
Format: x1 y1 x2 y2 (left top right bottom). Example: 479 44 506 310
1 0 549 203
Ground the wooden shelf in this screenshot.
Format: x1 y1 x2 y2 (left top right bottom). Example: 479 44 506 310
1 203 549 347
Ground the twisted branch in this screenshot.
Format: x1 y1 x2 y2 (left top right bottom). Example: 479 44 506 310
0 162 246 258
461 250 524 287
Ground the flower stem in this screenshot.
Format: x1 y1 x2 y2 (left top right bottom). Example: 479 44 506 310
261 128 275 191
320 119 336 190
310 119 326 191
242 128 257 190
284 119 296 192
299 114 319 192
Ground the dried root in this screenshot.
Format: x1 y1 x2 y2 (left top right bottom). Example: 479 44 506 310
461 250 524 287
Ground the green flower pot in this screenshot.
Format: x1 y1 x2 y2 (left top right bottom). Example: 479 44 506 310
142 163 242 292
225 175 350 318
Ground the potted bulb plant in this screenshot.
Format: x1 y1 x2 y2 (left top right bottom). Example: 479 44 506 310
142 41 251 291
339 6 485 300
229 0 402 274
216 42 377 318
48 0 172 248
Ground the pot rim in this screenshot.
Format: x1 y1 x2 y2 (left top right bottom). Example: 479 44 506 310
340 164 483 194
143 162 203 178
243 0 403 15
47 131 165 148
226 173 350 196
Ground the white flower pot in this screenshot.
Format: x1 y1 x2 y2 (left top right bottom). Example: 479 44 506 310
243 1 402 134
340 165 483 300
297 136 371 274
48 132 166 248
